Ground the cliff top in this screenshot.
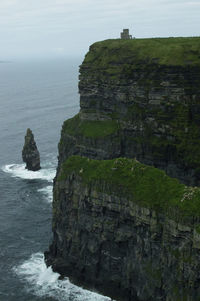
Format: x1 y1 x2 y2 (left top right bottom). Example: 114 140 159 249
83 37 200 67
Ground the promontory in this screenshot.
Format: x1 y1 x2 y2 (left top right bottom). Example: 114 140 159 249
45 37 200 301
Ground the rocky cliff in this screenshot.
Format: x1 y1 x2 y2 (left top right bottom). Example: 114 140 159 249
46 156 200 301
58 37 200 185
45 37 200 300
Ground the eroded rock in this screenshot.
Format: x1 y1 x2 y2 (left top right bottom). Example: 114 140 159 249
22 128 41 171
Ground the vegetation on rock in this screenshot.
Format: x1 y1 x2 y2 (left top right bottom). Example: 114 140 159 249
84 37 200 67
59 155 200 221
62 114 119 138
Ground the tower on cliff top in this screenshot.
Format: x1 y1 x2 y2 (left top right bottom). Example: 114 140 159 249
120 29 132 39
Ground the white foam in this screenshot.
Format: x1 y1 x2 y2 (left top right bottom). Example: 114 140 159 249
2 163 56 182
38 186 53 203
14 252 113 301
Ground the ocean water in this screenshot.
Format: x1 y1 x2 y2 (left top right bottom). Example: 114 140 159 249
0 59 112 301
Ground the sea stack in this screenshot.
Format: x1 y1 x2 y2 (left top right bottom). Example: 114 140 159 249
22 128 41 171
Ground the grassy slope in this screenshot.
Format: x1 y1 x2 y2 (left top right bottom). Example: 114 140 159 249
59 156 200 222
61 114 118 138
83 37 200 67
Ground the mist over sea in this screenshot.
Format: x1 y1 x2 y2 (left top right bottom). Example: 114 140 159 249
0 59 112 301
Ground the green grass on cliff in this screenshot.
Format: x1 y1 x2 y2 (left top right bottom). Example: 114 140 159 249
84 37 200 67
59 156 200 221
62 114 118 138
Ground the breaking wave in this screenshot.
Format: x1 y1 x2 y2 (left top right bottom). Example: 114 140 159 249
14 252 113 301
38 186 53 203
2 163 56 182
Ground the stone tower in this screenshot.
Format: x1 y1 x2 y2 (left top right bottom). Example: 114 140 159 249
120 29 132 39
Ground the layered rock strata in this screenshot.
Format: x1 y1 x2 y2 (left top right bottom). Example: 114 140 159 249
58 38 200 185
46 37 200 300
22 128 41 171
46 156 200 301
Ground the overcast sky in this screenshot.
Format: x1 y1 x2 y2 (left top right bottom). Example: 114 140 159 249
0 0 199 60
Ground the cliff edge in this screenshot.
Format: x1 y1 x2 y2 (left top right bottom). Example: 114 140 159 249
45 37 200 301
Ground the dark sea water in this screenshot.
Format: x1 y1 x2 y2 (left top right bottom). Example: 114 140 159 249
0 59 112 301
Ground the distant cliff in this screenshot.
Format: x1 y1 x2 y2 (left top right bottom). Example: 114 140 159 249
45 37 200 301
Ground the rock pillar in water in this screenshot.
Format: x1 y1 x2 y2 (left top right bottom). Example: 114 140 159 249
22 128 41 171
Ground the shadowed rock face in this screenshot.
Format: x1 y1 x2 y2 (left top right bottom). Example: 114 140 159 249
22 128 40 171
46 162 200 301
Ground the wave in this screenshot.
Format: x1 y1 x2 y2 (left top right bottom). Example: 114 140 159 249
38 186 53 203
2 163 56 182
14 252 113 301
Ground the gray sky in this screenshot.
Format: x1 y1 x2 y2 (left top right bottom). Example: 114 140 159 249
0 0 199 60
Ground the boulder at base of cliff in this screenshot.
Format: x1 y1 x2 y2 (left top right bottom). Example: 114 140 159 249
22 128 41 171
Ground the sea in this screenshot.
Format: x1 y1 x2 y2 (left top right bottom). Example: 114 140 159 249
0 59 112 301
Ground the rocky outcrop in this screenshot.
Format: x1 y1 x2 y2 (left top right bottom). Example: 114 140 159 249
22 128 41 171
46 37 200 300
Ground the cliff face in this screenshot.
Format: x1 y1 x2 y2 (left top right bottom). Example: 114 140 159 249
46 156 200 301
45 37 200 300
58 38 200 185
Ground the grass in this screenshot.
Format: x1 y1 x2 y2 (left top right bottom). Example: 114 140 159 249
83 37 200 67
61 114 119 138
58 155 200 221
60 104 200 169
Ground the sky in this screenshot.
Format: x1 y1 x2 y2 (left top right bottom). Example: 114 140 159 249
0 0 199 60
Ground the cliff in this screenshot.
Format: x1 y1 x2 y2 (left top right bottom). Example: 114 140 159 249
58 37 200 185
46 156 200 300
45 37 200 300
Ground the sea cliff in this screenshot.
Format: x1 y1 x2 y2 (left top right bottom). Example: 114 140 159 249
45 37 200 300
